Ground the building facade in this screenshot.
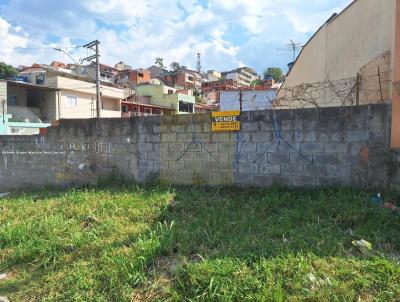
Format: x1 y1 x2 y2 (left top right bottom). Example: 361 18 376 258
204 70 221 81
0 80 54 135
201 79 239 93
276 0 396 109
19 65 127 119
135 84 195 114
201 79 239 103
116 69 151 89
115 61 133 71
121 94 174 117
222 67 258 87
161 69 202 91
147 65 168 78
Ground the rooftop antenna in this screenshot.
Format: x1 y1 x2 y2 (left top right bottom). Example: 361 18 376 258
277 39 303 62
196 52 201 74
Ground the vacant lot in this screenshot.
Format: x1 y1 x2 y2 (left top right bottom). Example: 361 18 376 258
0 183 399 301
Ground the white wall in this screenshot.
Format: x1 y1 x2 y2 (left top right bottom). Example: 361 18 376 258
59 91 121 119
0 81 6 116
220 90 276 112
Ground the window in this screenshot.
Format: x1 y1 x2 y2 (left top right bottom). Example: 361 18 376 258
7 95 17 106
179 101 193 113
66 96 77 107
168 89 174 94
138 72 144 78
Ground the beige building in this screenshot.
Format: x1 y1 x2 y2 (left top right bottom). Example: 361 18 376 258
136 84 195 114
19 66 127 119
222 67 258 87
205 70 222 82
276 0 396 108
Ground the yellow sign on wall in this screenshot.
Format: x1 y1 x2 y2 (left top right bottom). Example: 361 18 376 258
211 110 241 132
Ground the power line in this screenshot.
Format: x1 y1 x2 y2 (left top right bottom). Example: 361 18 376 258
13 45 83 50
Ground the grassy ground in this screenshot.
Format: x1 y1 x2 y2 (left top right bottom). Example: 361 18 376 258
0 183 399 301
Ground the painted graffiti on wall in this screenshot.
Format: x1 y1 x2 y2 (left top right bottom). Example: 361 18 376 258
0 136 117 170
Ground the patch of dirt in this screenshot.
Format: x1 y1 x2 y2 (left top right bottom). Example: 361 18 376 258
80 215 100 229
153 256 180 277
131 257 179 302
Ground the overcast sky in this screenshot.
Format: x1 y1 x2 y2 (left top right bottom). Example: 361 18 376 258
0 0 351 74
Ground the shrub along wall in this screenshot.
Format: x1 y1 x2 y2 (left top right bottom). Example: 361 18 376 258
0 104 397 191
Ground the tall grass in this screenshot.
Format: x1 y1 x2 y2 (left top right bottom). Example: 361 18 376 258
0 184 399 301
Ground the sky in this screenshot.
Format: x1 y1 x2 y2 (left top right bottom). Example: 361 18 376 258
0 0 352 74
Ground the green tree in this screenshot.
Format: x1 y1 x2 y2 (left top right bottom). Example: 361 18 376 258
193 90 202 103
170 62 181 72
155 57 164 68
0 62 17 79
264 67 283 82
250 79 263 87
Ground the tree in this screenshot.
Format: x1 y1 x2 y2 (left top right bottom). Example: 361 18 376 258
250 79 263 87
170 62 181 72
0 62 17 79
193 89 202 103
155 57 164 68
264 67 283 82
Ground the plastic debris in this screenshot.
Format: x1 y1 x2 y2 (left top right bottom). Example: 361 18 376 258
370 193 384 205
308 273 317 283
384 202 400 213
307 273 332 289
352 239 372 251
0 193 10 198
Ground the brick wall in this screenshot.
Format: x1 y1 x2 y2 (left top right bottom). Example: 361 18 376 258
0 104 396 191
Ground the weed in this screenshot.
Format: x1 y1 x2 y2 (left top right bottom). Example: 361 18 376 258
0 185 399 301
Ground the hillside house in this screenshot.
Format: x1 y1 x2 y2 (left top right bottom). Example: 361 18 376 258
19 64 127 119
136 84 195 114
221 67 258 87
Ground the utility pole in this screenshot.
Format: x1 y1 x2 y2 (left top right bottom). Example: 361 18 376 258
239 89 243 112
82 40 101 118
1 99 5 123
196 52 201 74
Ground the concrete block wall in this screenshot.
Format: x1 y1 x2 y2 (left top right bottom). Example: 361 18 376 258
0 104 396 191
